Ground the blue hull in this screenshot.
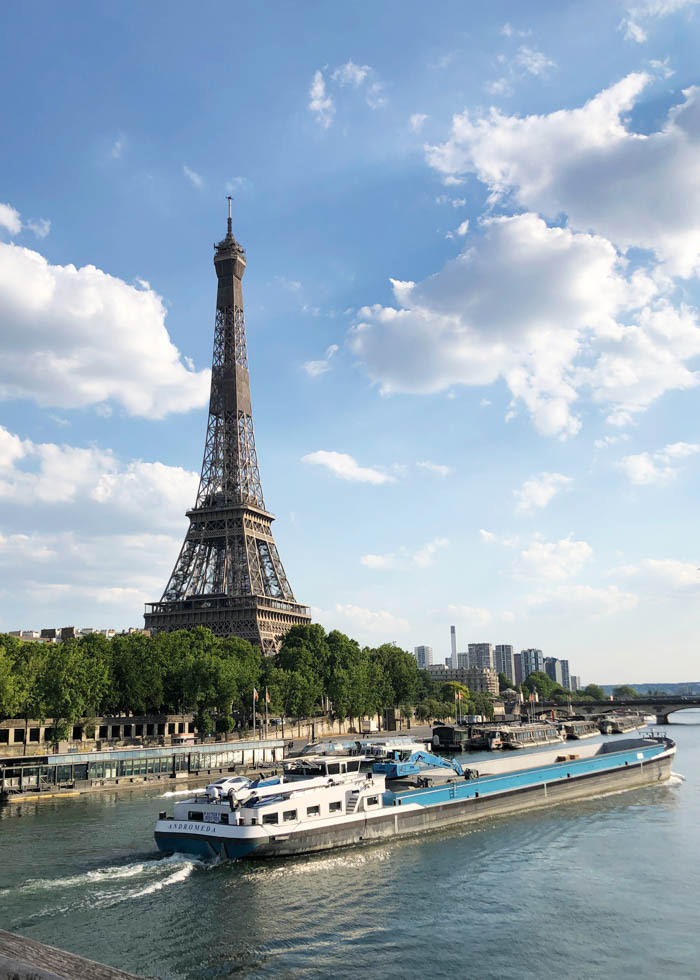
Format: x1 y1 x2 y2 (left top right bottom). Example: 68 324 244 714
154 831 260 860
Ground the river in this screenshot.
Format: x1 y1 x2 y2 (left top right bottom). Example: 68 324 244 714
1 714 698 979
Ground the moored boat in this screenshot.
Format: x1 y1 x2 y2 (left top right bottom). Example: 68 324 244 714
563 720 600 740
154 734 676 861
599 714 645 735
500 723 563 749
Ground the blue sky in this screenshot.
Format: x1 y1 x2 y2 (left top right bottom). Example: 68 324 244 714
1 0 700 682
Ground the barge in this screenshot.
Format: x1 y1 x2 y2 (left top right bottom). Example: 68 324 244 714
154 734 676 860
599 714 645 735
563 720 600 740
500 723 562 749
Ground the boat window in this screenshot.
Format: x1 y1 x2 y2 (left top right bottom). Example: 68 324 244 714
366 796 378 807
348 760 360 772
188 811 204 821
329 801 343 813
220 813 229 825
283 810 297 822
306 804 320 817
340 763 347 773
327 763 340 775
262 812 279 825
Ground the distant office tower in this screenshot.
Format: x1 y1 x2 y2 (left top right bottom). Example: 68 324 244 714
520 648 544 678
413 645 433 670
544 657 572 690
457 651 469 668
445 655 454 668
450 625 457 662
544 657 564 686
570 674 580 691
468 642 494 670
494 644 515 684
514 652 523 686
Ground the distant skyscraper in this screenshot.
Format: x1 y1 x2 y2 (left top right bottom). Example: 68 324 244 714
570 673 580 692
514 652 523 686
468 642 494 669
450 625 457 662
544 657 564 686
457 651 469 668
413 645 433 670
544 657 572 690
494 644 515 684
520 648 544 678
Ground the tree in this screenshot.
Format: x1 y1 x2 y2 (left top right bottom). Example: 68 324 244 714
0 643 20 719
498 672 513 692
582 684 605 701
523 671 562 701
613 685 638 699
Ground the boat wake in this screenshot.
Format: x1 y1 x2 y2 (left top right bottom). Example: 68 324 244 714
669 771 686 785
5 853 213 925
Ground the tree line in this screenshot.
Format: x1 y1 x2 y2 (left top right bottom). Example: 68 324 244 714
0 624 496 738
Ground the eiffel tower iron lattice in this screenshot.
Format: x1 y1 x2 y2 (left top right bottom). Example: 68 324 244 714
144 202 311 653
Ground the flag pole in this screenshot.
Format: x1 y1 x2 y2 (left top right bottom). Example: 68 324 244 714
252 688 256 737
265 688 269 740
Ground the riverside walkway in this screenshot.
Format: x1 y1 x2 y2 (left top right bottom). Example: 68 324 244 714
0 930 141 979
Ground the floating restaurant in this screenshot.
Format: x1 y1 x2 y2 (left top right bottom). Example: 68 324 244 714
0 738 285 801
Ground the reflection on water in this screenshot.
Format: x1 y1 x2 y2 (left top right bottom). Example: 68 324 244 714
1 718 698 979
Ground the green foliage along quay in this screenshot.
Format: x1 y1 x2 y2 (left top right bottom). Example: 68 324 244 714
0 625 490 736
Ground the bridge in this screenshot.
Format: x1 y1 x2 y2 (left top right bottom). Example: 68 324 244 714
538 696 700 725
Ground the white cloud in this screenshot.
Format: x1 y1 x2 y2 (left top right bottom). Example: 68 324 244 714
0 239 210 417
303 344 339 378
479 529 496 542
514 46 555 77
426 73 700 276
314 603 409 637
275 276 302 293
332 60 371 88
25 218 51 239
514 472 572 513
622 0 699 43
0 425 197 530
301 450 395 484
365 80 387 109
416 460 453 477
183 166 203 188
309 70 335 128
610 557 700 592
410 113 428 133
0 203 22 236
0 203 50 240
350 212 658 438
527 584 638 616
485 77 514 97
0 430 197 631
360 536 449 571
616 441 700 484
446 604 493 628
225 176 253 194
501 23 532 38
111 135 125 159
594 433 630 448
516 537 593 581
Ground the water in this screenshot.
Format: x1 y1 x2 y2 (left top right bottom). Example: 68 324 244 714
1 716 698 979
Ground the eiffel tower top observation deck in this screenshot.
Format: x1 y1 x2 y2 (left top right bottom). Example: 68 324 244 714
144 201 311 653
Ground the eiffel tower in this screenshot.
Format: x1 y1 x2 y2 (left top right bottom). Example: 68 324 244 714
144 201 311 653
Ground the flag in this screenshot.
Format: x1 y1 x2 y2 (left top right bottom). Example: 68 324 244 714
265 687 270 704
253 688 259 702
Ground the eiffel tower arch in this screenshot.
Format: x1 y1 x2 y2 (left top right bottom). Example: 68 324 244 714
144 202 311 654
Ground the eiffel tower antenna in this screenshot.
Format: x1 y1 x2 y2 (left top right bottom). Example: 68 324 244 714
144 206 310 653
